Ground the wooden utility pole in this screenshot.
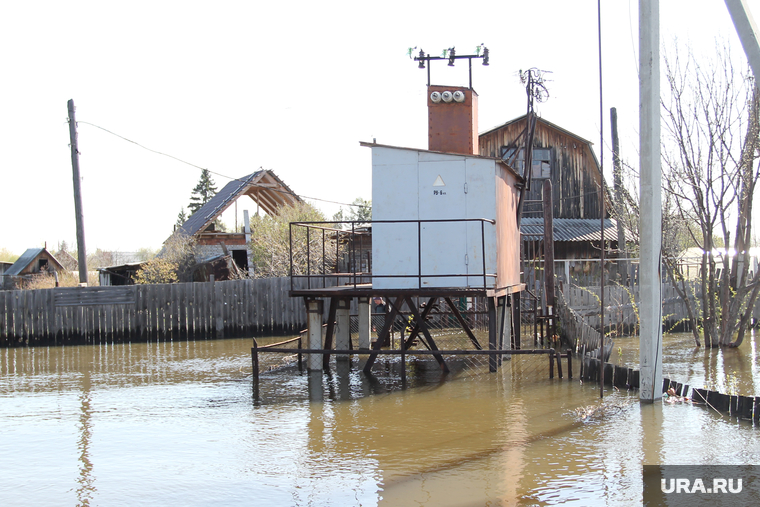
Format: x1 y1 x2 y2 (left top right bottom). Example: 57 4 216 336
542 179 555 341
67 99 89 286
611 108 628 277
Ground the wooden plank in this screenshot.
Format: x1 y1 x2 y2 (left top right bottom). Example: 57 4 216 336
29 289 38 344
0 291 6 343
187 282 196 340
214 280 224 339
188 283 197 339
261 278 270 334
169 283 178 340
198 282 208 338
246 279 253 334
137 285 147 342
54 286 136 306
235 279 244 336
150 284 159 340
105 301 113 343
180 282 189 339
252 278 260 334
159 284 167 340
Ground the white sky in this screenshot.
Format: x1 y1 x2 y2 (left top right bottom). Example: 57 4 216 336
1 0 758 256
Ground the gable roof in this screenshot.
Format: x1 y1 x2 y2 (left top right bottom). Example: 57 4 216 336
480 114 595 147
5 248 64 276
177 169 301 237
520 218 635 243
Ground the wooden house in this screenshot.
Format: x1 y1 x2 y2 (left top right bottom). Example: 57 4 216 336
3 248 66 289
175 169 301 277
479 115 633 288
480 114 606 220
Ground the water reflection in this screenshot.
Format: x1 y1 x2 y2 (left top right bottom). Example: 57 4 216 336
0 334 759 505
76 371 95 507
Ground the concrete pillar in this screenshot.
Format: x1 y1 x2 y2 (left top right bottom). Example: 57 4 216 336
639 0 663 402
306 299 324 371
358 297 371 349
725 0 760 86
335 298 351 361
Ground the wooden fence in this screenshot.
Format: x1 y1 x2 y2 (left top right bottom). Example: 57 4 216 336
0 278 312 347
561 282 709 335
556 288 603 353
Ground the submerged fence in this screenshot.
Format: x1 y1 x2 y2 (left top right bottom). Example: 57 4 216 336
0 278 312 346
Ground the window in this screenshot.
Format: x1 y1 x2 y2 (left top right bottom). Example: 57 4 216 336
501 147 552 179
532 148 552 179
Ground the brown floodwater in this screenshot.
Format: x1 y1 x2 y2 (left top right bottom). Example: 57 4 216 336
1 332 759 506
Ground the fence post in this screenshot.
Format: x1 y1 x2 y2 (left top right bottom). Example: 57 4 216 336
252 339 259 382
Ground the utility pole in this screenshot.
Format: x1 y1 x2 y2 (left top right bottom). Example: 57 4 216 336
67 99 89 286
725 0 760 86
639 1 663 402
611 108 628 277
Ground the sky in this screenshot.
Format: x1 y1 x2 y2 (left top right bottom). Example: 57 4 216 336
1 0 759 256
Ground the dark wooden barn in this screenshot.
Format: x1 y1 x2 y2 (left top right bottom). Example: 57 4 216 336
479 115 608 221
479 115 635 292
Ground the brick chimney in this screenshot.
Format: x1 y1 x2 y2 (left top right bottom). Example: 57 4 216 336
427 85 478 155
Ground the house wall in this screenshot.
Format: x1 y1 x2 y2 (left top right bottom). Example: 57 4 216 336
479 119 605 220
495 164 521 291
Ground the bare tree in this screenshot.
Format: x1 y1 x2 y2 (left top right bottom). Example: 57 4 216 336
661 42 760 347
249 202 335 278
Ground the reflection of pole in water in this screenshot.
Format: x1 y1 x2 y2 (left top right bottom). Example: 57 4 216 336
640 400 664 498
308 370 324 402
76 370 96 505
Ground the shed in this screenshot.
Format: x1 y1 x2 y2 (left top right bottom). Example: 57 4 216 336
5 248 65 277
364 142 523 295
3 248 66 289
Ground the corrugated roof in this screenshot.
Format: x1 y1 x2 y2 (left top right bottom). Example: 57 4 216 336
520 218 635 243
177 170 301 237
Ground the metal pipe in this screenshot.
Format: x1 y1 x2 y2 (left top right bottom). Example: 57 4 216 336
418 221 422 289
257 347 557 356
289 223 294 291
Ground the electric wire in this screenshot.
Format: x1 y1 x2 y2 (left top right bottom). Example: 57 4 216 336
75 121 369 209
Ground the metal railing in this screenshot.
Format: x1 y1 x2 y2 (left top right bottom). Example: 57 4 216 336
288 218 497 291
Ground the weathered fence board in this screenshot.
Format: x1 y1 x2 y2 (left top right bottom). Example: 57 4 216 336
0 277 312 346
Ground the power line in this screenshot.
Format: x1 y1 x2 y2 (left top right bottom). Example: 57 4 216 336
76 121 369 209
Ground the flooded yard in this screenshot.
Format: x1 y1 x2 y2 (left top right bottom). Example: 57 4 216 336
1 332 759 506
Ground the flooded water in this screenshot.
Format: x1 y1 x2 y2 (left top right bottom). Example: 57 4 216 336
1 332 759 506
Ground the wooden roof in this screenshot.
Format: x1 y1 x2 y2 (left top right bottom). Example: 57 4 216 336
177 170 301 237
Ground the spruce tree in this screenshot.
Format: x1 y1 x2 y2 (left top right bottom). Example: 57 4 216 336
175 207 188 229
188 169 218 214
